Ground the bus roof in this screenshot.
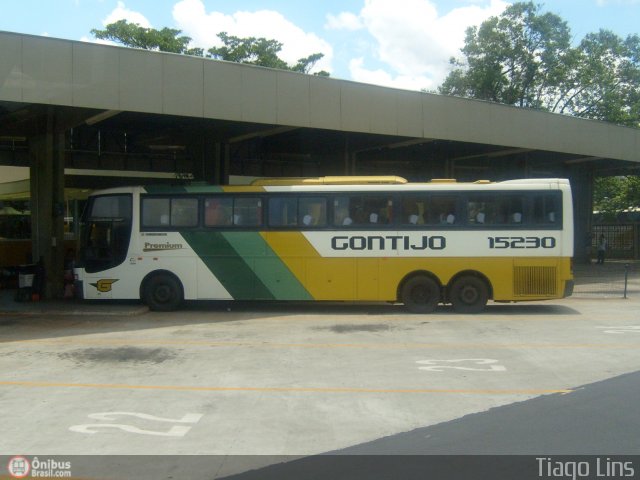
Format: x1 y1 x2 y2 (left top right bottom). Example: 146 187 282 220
250 176 408 186
86 178 571 196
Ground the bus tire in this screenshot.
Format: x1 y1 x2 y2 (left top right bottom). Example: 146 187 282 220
401 275 440 313
449 276 488 313
142 273 184 311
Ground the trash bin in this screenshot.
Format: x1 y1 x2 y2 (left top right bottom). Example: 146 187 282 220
15 264 35 302
18 264 35 288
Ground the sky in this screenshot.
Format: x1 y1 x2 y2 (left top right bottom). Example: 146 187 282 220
0 0 638 92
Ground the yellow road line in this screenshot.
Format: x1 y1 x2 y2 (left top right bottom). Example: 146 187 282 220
2 338 639 350
0 380 572 395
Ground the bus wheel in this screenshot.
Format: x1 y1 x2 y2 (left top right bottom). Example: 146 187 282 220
401 275 440 313
449 276 488 313
143 274 183 311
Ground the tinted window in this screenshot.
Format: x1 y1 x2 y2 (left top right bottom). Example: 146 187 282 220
400 195 458 226
204 197 233 227
534 194 561 226
428 196 458 225
233 197 262 226
142 197 198 228
467 195 524 226
333 195 393 226
91 195 132 219
268 196 327 227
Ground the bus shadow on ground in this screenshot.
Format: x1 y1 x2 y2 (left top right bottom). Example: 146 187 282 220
181 300 580 317
0 297 579 343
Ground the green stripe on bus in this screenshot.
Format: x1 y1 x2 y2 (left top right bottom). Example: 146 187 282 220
222 232 313 301
184 185 224 193
181 231 271 299
181 231 311 301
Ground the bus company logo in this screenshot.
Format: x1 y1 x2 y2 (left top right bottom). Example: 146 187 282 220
143 241 184 252
7 456 30 478
91 278 119 292
331 235 446 251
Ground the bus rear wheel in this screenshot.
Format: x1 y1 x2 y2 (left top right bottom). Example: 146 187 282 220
449 276 488 313
143 273 184 311
401 275 440 313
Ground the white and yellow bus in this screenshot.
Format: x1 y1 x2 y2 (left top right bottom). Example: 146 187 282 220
74 176 574 312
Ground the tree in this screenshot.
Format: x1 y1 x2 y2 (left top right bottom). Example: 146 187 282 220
208 32 328 75
593 176 640 221
91 19 203 56
91 20 328 76
438 2 640 127
439 2 571 108
556 31 640 126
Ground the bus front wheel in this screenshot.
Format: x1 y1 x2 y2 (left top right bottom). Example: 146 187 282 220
142 273 184 311
401 275 440 313
449 276 488 313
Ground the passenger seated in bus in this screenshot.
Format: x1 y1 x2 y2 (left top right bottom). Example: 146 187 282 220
334 204 351 226
353 208 367 225
205 199 232 226
439 213 455 224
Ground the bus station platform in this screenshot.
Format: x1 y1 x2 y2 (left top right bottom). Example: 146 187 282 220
0 289 148 316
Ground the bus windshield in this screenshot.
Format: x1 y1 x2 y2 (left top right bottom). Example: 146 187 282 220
79 194 132 274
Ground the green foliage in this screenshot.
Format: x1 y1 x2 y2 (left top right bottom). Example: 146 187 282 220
593 176 640 220
92 21 327 75
209 32 327 74
439 2 640 127
91 20 203 56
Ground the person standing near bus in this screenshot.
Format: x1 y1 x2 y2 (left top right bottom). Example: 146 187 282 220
597 234 607 264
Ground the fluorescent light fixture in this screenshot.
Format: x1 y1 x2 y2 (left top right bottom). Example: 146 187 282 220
85 110 121 126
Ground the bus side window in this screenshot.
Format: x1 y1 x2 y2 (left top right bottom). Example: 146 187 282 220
333 197 352 227
204 198 232 226
430 196 457 225
142 198 170 228
269 197 297 227
171 198 198 227
299 197 327 227
401 196 425 225
467 198 489 225
234 197 262 226
142 197 197 228
467 195 524 226
533 194 561 225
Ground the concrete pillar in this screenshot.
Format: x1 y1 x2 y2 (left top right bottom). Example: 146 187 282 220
567 167 594 263
29 108 65 299
187 131 220 184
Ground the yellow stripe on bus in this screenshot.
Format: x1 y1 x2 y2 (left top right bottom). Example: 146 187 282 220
259 230 571 302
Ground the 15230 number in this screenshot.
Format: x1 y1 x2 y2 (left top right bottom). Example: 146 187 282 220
488 236 556 249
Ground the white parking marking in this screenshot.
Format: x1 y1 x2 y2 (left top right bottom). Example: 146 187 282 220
70 411 203 437
88 412 203 424
597 326 640 334
417 358 506 372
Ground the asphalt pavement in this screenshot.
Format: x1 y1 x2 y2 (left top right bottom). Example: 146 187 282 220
0 262 639 479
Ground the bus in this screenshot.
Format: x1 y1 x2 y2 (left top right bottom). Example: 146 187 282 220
74 176 574 313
